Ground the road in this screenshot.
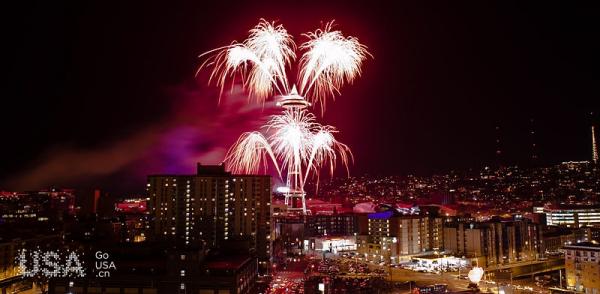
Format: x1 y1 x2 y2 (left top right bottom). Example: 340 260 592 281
388 268 472 291
268 259 308 294
268 255 553 293
331 256 471 292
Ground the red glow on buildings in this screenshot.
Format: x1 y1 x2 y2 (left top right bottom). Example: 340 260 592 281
115 199 147 214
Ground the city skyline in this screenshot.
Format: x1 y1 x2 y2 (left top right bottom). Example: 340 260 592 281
2 3 600 293
3 1 599 194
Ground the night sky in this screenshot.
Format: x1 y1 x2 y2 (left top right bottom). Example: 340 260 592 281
3 1 599 193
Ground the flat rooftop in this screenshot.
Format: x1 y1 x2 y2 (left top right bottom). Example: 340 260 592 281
205 255 252 270
564 241 600 250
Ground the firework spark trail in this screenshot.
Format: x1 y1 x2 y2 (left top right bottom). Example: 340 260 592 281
224 131 280 176
245 20 296 93
298 21 371 111
304 127 353 184
198 19 295 102
303 126 353 194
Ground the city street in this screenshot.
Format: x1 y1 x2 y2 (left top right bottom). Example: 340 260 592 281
268 259 308 294
338 256 550 294
387 267 550 293
389 268 469 289
332 256 467 291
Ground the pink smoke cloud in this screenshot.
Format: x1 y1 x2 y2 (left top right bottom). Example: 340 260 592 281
3 80 279 191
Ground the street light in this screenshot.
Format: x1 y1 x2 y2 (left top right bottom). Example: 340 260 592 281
467 267 484 291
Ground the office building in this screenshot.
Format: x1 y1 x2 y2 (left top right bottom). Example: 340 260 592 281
565 242 600 293
305 213 357 237
544 205 600 228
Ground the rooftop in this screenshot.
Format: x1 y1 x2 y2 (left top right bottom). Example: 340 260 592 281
564 241 600 250
204 255 252 271
545 204 600 211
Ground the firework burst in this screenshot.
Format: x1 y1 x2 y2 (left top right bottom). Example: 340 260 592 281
198 20 369 212
224 109 352 192
298 21 371 112
198 19 295 102
199 20 369 109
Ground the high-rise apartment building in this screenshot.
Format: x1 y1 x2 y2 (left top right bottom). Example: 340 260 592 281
147 164 272 262
357 210 436 264
443 217 541 267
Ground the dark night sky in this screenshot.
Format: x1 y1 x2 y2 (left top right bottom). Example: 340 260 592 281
3 1 599 193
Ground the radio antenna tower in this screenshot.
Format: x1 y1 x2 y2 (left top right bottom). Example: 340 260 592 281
530 118 538 163
592 125 598 164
